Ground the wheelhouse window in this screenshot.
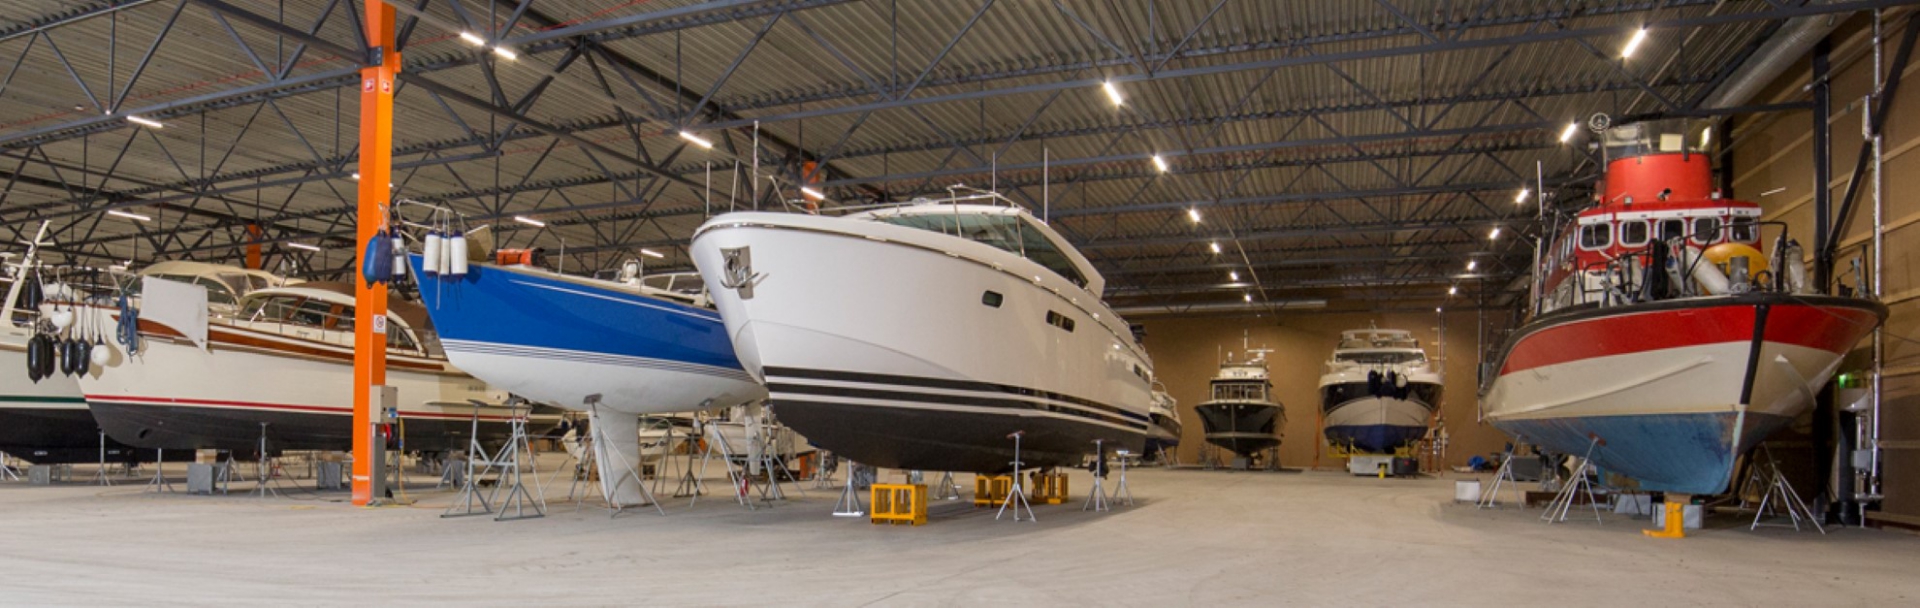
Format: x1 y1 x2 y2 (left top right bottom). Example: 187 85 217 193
1577 223 1611 250
1729 216 1759 243
1691 217 1722 245
1618 221 1650 247
1657 218 1686 243
1334 351 1426 365
1211 381 1267 401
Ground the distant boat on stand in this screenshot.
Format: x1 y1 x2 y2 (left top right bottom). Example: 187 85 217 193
691 193 1154 474
1480 119 1885 496
1318 328 1440 476
1193 345 1284 470
410 252 765 506
1143 386 1182 463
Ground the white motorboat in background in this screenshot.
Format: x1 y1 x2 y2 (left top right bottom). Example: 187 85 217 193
692 192 1154 473
1318 328 1441 455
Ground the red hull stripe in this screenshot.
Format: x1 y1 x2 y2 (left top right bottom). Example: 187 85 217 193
83 395 519 421
1501 303 1877 376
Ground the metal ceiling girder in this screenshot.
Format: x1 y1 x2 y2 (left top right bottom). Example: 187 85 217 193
693 0 1909 128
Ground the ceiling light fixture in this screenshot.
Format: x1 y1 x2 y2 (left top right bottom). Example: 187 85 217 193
126 115 163 129
1559 122 1580 144
513 215 546 227
1243 293 1252 302
640 248 666 259
1229 270 1239 281
1489 226 1502 240
678 131 714 149
288 242 322 252
1621 27 1649 59
1187 207 1201 223
1152 154 1170 173
1209 241 1221 254
1448 285 1459 296
459 31 486 46
1102 81 1124 106
492 46 517 61
1467 259 1477 271
1515 187 1529 204
800 186 825 200
106 209 151 222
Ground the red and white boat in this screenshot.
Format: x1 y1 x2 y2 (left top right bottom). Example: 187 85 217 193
78 282 547 454
1481 119 1885 496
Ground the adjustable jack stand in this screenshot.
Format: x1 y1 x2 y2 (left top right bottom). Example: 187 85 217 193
832 462 866 517
90 431 114 486
1084 439 1111 512
491 401 548 521
442 409 497 518
1542 437 1603 525
996 431 1036 522
1750 444 1825 534
248 423 282 498
144 448 175 493
930 471 963 501
0 452 20 481
1477 438 1524 510
1111 449 1135 507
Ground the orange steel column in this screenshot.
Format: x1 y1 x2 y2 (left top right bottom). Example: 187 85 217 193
352 1 398 506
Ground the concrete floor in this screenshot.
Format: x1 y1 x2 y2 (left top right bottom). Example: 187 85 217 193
2 458 1917 606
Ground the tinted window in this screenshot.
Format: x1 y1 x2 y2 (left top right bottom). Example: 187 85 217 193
1619 221 1650 247
1730 217 1758 243
1692 217 1721 244
873 212 1087 287
1578 223 1611 250
193 277 236 306
1658 219 1686 242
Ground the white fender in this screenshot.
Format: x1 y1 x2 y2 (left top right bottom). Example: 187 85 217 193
422 232 443 276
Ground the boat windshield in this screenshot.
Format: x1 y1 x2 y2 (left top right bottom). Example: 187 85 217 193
239 294 419 351
871 212 1087 288
1334 351 1425 365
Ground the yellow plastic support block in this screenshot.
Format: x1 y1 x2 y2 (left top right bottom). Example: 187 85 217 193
870 483 928 526
974 475 1011 507
1030 472 1070 505
1643 502 1687 539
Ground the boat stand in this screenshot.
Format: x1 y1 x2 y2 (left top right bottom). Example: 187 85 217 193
700 425 757 510
996 432 1036 522
1112 450 1136 507
1200 444 1223 470
831 462 866 517
144 448 175 493
1477 439 1525 510
930 471 964 501
0 452 21 481
1750 445 1825 534
442 410 499 518
1541 438 1603 525
1157 444 1179 468
487 402 546 521
89 431 114 486
1084 440 1111 512
248 423 284 498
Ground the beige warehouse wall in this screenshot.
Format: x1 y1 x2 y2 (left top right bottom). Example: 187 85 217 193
1137 309 1512 470
1726 12 1920 523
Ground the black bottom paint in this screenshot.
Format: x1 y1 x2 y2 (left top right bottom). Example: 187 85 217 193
88 402 555 455
1194 402 1283 456
770 399 1144 473
0 409 193 464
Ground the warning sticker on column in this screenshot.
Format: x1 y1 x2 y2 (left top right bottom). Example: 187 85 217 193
372 314 387 334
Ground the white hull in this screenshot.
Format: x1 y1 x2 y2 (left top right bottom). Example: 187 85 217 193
693 212 1152 471
441 344 761 416
1484 339 1836 425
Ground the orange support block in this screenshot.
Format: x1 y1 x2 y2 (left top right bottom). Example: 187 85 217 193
974 475 1011 507
870 483 927 526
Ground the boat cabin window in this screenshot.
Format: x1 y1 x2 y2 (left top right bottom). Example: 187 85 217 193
1619 220 1650 247
1657 218 1686 243
1211 381 1267 401
1729 216 1758 243
872 212 1088 288
241 295 299 322
1691 217 1721 245
1335 351 1426 365
1577 223 1611 250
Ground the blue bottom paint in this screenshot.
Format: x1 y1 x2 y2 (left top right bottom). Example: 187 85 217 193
1491 411 1792 495
1325 424 1427 454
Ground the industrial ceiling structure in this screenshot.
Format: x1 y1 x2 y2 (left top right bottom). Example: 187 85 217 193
0 0 1889 315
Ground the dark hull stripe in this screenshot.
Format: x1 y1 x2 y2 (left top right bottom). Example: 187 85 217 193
764 366 1148 423
767 382 1148 432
